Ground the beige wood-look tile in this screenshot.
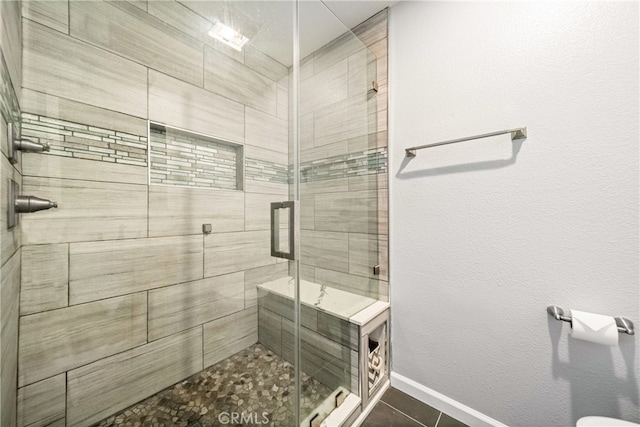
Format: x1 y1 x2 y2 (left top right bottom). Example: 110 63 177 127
313 31 364 76
315 189 379 233
0 118 14 166
300 112 314 151
149 70 244 143
21 177 147 245
301 264 315 283
370 38 388 87
22 0 68 34
258 306 282 355
347 131 387 152
17 374 65 427
300 194 315 231
301 58 348 114
352 9 388 48
149 185 244 237
244 264 288 308
204 230 275 278
23 20 147 118
301 230 349 273
70 1 203 87
317 311 359 351
277 85 288 121
300 177 349 195
1 0 22 100
315 267 382 300
69 235 203 305
245 192 287 231
21 89 148 136
205 47 277 116
378 234 388 281
243 146 289 196
148 272 244 341
1 250 20 427
18 293 147 387
204 307 258 368
259 292 317 331
313 94 377 147
348 173 387 193
348 49 377 98
300 55 314 81
20 244 68 315
282 319 354 390
301 141 348 164
125 0 147 12
244 145 288 166
67 327 202 427
245 179 288 196
378 186 389 236
23 153 148 185
244 45 288 82
245 107 288 154
348 233 380 279
1 156 21 266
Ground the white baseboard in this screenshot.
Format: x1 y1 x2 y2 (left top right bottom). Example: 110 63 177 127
390 372 508 427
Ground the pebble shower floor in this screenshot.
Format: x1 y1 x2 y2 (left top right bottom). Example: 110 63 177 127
95 344 332 427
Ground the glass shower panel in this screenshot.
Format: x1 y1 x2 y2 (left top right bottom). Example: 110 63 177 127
17 0 305 425
296 1 381 425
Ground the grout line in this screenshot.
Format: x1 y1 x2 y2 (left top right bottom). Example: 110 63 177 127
435 411 443 427
67 243 71 306
64 371 68 423
202 234 205 279
146 291 149 343
21 325 201 389
379 401 429 427
67 0 70 36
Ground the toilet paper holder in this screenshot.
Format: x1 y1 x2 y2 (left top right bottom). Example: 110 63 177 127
547 306 634 335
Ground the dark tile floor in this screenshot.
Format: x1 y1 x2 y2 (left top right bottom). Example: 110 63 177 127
362 387 468 427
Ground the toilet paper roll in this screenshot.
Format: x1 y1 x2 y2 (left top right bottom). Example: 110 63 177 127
571 309 619 346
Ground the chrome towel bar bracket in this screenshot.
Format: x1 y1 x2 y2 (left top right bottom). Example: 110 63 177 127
547 305 635 335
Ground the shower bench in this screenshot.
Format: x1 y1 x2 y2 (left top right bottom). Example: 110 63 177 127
257 277 390 426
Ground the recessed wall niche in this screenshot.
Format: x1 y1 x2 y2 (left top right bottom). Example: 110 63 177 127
149 122 244 191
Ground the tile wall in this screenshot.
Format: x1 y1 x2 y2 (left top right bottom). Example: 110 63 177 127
10 2 389 426
17 1 289 426
0 0 23 425
298 10 389 300
258 290 360 393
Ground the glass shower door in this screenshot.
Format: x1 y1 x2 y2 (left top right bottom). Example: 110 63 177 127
292 2 383 425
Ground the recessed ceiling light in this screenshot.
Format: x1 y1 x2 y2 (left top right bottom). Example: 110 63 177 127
208 21 249 51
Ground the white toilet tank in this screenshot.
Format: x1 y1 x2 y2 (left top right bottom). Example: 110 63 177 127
577 416 640 427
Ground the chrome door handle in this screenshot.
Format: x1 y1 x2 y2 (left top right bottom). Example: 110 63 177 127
270 201 298 260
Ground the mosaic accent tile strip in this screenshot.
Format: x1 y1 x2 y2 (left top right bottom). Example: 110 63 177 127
300 148 387 183
0 52 20 124
245 158 289 185
96 344 333 427
19 113 147 166
150 127 239 190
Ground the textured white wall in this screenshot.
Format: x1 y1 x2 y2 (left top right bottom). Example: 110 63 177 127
388 2 639 426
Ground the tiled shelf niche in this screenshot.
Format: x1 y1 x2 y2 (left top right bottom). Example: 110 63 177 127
149 122 244 191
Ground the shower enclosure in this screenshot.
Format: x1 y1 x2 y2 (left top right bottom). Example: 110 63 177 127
0 1 389 426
